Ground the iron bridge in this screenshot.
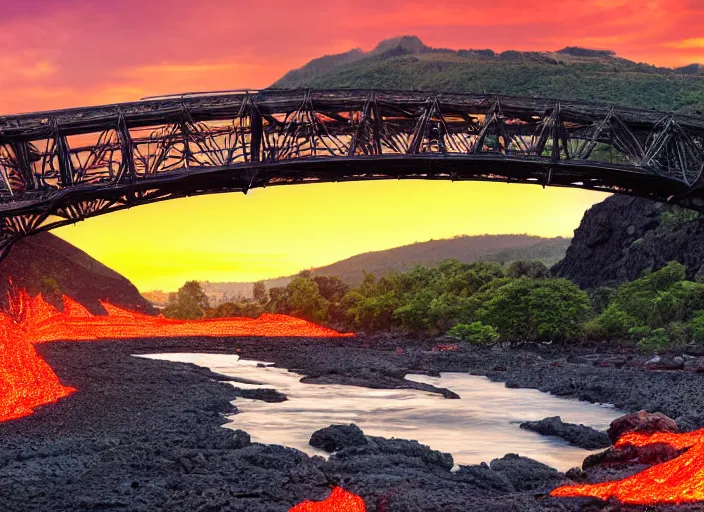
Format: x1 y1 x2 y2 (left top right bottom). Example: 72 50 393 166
0 88 703 258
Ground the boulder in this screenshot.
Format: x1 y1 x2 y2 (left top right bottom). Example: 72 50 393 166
455 462 515 492
520 416 611 450
675 414 704 432
565 467 586 481
683 357 704 373
607 411 678 444
329 434 454 472
229 430 252 450
309 424 368 453
583 442 684 469
489 453 565 492
232 388 287 403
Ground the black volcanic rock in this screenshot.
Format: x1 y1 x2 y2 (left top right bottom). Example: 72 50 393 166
232 388 287 403
309 424 368 453
489 454 565 492
520 416 611 450
553 195 704 289
0 232 155 315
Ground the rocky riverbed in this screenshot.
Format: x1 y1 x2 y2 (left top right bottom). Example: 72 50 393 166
1 335 703 511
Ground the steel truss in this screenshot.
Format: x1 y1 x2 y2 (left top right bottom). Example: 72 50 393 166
0 88 703 258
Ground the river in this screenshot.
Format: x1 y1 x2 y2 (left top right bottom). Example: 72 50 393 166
140 352 623 471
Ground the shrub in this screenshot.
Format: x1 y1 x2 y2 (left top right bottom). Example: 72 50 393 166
588 286 616 315
342 291 399 331
505 260 550 279
689 312 704 344
164 281 209 319
480 278 591 342
636 328 670 354
447 322 499 344
627 325 651 340
667 321 691 346
591 305 638 338
270 277 330 323
606 262 704 330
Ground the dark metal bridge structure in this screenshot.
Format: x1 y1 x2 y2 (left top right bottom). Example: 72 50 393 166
1 88 703 258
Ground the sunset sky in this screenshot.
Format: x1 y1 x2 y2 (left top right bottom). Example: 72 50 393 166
2 0 702 291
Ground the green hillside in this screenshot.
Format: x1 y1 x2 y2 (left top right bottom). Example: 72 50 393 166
189 234 570 303
273 36 704 114
309 234 570 286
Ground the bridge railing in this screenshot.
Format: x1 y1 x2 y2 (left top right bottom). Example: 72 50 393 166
0 89 701 259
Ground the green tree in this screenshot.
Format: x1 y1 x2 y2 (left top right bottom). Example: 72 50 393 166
506 260 550 279
252 281 267 304
607 262 704 329
480 278 591 342
392 288 435 332
280 277 329 323
313 276 350 302
586 304 638 339
342 290 399 331
163 281 209 319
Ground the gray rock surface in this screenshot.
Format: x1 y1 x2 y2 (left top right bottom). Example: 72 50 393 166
553 195 704 289
520 416 611 450
309 424 368 452
2 336 703 511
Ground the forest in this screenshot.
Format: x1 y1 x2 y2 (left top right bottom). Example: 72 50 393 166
163 259 704 352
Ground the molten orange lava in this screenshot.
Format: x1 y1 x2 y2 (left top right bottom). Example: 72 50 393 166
551 428 704 504
24 296 354 343
0 290 76 422
289 487 366 512
0 290 353 423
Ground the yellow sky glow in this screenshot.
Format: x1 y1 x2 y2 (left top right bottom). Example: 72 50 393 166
53 181 608 292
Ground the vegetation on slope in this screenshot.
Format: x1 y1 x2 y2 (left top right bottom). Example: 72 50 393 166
273 36 704 114
168 234 570 304
0 232 154 315
166 259 704 353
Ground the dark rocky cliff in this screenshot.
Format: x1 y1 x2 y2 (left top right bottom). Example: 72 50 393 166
0 232 155 315
553 195 704 289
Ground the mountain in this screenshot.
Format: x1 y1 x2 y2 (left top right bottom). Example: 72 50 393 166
553 197 704 289
0 232 155 315
273 36 704 289
193 234 570 301
308 234 570 286
273 36 704 114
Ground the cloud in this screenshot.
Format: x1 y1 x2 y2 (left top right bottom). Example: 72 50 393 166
0 1 700 111
667 38 704 49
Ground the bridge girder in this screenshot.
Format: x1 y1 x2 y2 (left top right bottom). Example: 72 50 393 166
0 88 703 259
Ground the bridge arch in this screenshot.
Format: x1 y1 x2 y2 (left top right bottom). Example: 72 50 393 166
0 88 703 258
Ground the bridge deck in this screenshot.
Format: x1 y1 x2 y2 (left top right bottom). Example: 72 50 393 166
0 88 702 258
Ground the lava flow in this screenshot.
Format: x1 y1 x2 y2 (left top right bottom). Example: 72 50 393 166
551 428 704 504
0 290 76 422
0 289 354 423
289 487 366 512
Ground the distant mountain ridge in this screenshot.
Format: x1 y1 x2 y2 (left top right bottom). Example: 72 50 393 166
184 234 570 302
273 36 704 114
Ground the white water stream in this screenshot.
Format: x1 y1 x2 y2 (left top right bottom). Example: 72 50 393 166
140 353 624 471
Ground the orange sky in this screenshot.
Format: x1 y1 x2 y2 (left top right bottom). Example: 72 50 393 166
1 0 701 291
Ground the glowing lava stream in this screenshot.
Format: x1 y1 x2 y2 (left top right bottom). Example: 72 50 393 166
551 429 704 504
0 290 353 423
289 487 366 512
